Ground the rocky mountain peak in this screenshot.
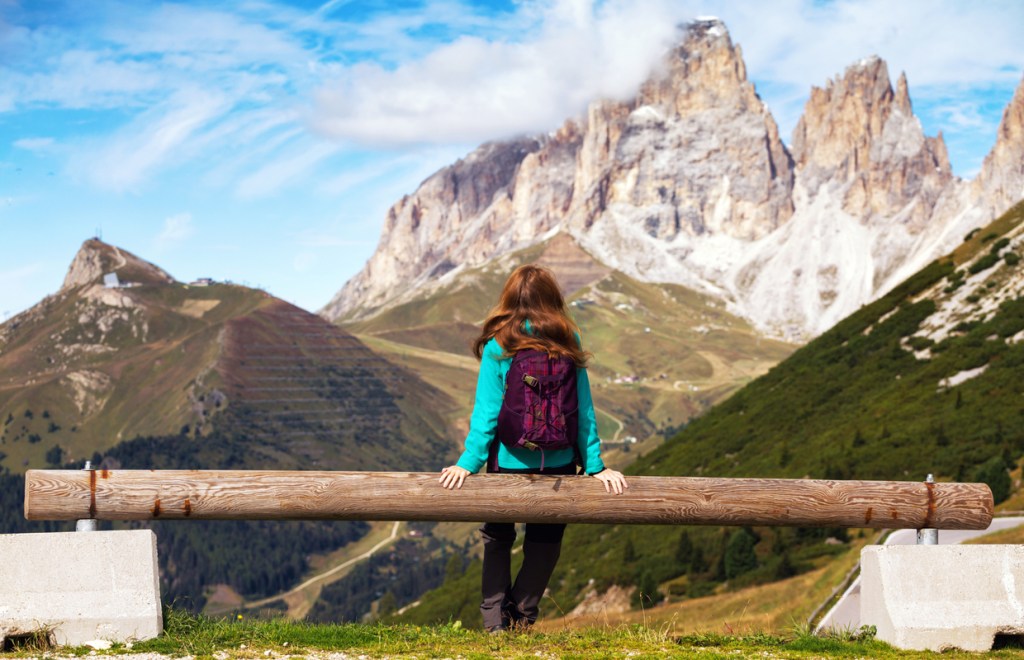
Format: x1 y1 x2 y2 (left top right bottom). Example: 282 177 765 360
973 75 1024 212
575 16 795 245
792 56 895 177
638 17 759 117
895 71 912 114
325 19 1024 344
792 56 952 227
61 239 175 291
323 19 797 321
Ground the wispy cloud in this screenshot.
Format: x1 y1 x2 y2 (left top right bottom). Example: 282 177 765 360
4 0 1023 195
156 212 195 248
317 145 465 196
235 141 340 199
13 137 54 151
311 0 683 145
69 89 231 191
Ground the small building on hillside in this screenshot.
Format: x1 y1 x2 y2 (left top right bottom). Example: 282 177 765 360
103 272 121 288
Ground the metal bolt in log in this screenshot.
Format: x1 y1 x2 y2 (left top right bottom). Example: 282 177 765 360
24 470 993 530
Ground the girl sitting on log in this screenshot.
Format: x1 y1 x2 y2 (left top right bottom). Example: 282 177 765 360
439 264 628 632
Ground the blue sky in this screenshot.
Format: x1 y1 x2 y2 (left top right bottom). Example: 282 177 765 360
1 0 1022 319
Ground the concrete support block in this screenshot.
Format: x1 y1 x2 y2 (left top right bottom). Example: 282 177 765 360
861 545 1024 651
0 530 162 646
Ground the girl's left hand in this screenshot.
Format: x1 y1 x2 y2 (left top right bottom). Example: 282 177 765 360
439 465 471 489
593 468 629 494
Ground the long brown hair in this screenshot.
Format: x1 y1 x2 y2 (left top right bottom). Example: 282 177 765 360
473 264 589 367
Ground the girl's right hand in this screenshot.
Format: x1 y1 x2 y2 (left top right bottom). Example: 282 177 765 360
439 465 471 489
593 468 629 494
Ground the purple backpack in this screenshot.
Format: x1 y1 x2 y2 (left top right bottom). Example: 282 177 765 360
490 349 579 472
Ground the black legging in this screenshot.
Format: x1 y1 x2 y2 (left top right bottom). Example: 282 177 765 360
479 462 577 629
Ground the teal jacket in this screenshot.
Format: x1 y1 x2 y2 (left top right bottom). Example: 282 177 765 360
455 337 606 474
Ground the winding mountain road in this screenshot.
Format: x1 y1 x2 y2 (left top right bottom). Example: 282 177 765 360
243 520 402 611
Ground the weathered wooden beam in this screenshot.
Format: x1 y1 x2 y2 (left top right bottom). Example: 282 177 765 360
24 470 992 530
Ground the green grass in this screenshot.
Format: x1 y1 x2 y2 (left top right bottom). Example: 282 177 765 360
0 609 954 658
9 610 1024 658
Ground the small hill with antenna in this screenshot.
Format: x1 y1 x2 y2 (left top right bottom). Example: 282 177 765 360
0 238 456 473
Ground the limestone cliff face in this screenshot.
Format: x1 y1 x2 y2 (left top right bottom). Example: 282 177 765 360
793 58 953 230
570 19 795 243
732 58 960 338
972 76 1024 216
325 21 1024 341
329 138 544 317
323 18 794 320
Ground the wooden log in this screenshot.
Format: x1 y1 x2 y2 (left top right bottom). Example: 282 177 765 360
24 470 992 530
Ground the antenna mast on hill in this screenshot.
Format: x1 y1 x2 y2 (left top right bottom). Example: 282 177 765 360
95 225 102 241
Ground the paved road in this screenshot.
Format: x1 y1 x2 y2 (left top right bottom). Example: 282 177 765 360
815 517 1024 632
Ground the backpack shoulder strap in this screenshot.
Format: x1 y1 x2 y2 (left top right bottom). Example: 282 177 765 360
487 434 500 473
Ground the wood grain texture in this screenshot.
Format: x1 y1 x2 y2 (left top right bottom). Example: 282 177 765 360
24 470 993 529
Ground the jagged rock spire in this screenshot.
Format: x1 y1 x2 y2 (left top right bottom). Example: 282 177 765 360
791 56 952 228
973 74 1024 210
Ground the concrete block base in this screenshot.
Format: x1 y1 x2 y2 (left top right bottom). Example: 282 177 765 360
0 530 162 646
861 545 1024 651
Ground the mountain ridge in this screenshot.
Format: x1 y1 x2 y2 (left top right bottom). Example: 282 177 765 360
324 19 1024 343
0 238 456 473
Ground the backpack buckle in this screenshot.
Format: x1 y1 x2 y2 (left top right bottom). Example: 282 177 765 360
522 374 539 388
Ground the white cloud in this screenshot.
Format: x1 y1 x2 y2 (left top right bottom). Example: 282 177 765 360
70 89 231 191
8 0 1024 194
156 212 194 248
235 141 340 199
308 0 1024 153
13 137 54 151
14 49 164 110
311 0 684 145
6 2 314 191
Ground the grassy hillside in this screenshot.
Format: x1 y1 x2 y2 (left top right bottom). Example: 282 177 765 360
631 198 1024 483
541 199 1024 618
345 234 795 462
0 240 461 615
0 242 457 474
0 281 260 468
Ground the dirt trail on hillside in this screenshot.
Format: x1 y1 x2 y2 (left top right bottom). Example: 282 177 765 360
241 521 402 618
358 335 479 372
